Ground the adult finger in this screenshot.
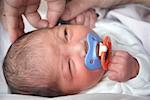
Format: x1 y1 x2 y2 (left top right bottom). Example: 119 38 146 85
2 3 22 42
83 11 90 27
75 14 85 25
89 9 97 28
25 1 48 29
61 0 96 20
46 0 66 27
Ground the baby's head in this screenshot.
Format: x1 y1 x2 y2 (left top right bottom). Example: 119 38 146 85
3 25 105 97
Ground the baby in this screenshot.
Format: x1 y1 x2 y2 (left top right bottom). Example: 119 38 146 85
3 24 141 97
3 6 150 97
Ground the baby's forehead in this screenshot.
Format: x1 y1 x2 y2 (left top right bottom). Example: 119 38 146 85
32 26 61 37
27 29 54 44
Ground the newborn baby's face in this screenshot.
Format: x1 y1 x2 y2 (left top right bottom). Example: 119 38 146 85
36 25 105 94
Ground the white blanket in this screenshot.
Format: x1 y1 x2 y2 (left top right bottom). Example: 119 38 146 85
0 23 11 94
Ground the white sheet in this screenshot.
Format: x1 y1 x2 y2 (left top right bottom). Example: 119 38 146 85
106 4 150 56
0 93 149 100
0 23 11 94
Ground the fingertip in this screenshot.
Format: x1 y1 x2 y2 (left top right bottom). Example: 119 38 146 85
47 13 60 28
76 15 84 25
38 20 49 28
49 22 55 28
48 19 57 28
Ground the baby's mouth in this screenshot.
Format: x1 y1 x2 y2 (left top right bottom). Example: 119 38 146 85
96 44 100 56
84 40 99 57
84 41 88 54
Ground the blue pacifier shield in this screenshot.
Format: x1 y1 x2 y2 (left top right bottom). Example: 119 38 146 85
85 32 102 70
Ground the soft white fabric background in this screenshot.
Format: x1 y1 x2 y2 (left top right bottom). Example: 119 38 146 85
0 23 11 94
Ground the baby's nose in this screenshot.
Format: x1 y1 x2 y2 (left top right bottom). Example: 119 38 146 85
69 41 87 57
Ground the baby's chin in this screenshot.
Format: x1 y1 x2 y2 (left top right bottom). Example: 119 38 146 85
97 69 106 81
84 68 105 88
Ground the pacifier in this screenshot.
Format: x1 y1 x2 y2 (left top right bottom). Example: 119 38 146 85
85 32 112 70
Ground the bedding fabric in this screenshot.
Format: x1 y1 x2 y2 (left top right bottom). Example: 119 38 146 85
0 93 150 100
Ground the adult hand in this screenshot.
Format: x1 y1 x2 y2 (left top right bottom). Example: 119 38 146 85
61 0 98 21
2 0 66 43
2 0 49 42
61 0 135 21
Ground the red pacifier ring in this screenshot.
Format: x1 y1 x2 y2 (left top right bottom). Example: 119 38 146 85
101 36 112 70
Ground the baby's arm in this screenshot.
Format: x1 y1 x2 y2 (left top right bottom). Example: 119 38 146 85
108 50 139 82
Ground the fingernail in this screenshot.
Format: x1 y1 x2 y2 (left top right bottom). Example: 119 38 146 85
48 18 57 28
49 22 54 28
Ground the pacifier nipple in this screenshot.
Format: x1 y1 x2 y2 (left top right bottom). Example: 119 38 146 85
99 43 108 56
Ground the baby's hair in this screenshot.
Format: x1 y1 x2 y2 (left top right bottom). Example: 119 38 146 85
3 30 64 97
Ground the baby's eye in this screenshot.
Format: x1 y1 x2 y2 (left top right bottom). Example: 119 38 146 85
68 59 72 77
64 28 69 42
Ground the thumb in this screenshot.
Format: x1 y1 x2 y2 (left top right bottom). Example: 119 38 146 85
61 0 96 20
46 0 66 27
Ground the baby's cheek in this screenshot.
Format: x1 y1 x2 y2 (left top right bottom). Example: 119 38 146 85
87 68 105 84
81 66 101 83
72 71 95 90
